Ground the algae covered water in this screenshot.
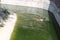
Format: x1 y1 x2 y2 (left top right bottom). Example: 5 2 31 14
10 9 58 40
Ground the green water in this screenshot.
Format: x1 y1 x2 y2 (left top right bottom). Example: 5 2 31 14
10 13 58 40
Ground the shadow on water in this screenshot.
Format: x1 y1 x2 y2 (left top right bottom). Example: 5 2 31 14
48 0 59 40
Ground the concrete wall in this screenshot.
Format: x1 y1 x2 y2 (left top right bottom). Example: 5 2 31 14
1 0 50 9
55 0 60 8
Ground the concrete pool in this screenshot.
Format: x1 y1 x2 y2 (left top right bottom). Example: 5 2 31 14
0 0 60 40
